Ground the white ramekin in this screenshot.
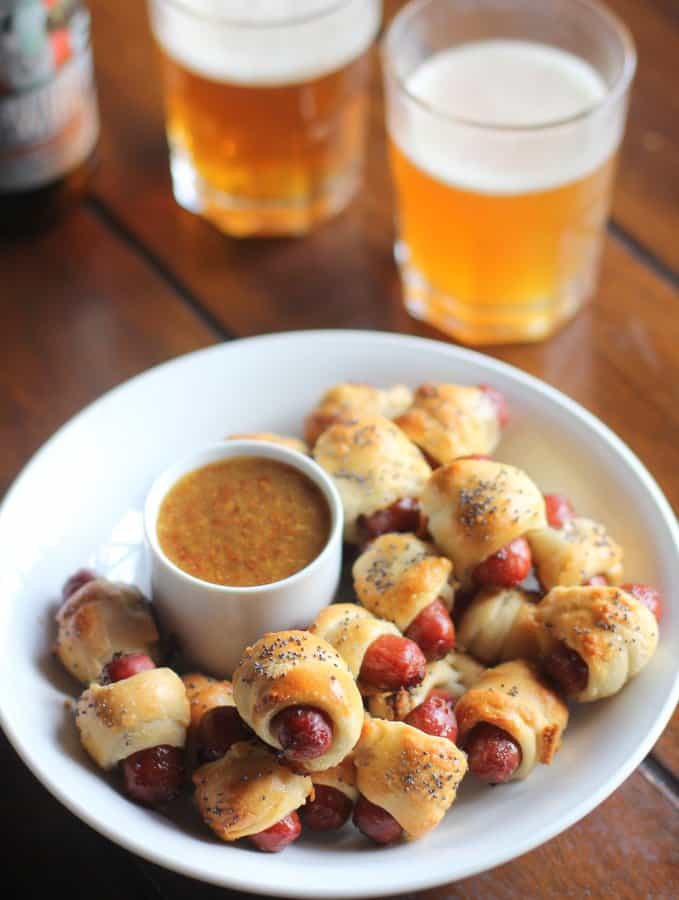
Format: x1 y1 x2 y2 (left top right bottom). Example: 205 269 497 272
144 440 343 677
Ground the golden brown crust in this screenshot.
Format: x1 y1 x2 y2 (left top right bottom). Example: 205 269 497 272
455 660 568 779
535 585 659 701
353 716 467 840
309 603 400 688
311 755 358 802
55 579 159 684
313 415 431 543
368 652 485 720
227 432 309 455
193 740 313 841
232 630 364 772
75 667 190 769
457 587 541 665
421 459 546 585
528 517 624 589
353 533 454 632
395 383 500 466
305 384 413 446
181 673 235 730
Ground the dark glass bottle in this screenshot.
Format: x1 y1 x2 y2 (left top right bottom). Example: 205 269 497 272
0 0 99 235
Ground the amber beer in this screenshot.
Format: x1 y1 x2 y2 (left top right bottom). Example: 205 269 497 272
382 1 635 345
390 144 617 324
149 0 381 236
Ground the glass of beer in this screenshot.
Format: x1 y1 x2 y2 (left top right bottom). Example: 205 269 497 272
382 0 636 345
148 0 382 236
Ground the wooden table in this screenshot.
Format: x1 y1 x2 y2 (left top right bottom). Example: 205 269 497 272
2 1 678 896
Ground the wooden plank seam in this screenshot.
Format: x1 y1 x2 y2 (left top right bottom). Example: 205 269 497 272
85 195 234 342
640 756 679 811
608 221 679 294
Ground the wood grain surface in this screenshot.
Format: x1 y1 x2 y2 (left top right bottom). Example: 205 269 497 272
0 0 677 897
0 208 214 496
604 0 679 273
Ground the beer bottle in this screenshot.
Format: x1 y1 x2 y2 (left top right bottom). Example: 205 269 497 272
0 0 99 235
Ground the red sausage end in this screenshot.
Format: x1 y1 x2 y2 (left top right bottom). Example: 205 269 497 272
359 634 427 692
353 795 402 845
120 744 185 807
404 690 458 742
271 705 333 761
301 785 353 831
473 538 532 588
249 812 302 853
465 723 521 784
621 582 664 622
405 599 455 660
100 652 156 684
544 493 576 529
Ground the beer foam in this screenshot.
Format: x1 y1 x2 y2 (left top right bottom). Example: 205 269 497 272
150 0 381 85
388 40 625 194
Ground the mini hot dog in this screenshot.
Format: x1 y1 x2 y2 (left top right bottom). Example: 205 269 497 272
75 661 189 806
457 587 541 665
455 660 568 783
395 382 505 466
310 604 427 694
528 517 623 590
353 715 467 843
313 415 431 545
193 741 313 852
181 672 252 764
535 585 659 701
353 532 455 659
56 575 160 684
233 630 364 770
305 383 413 446
421 459 546 588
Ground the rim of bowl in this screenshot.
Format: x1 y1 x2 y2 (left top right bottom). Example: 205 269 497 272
143 439 343 594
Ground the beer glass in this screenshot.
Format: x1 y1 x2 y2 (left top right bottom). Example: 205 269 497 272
382 0 635 345
148 0 381 237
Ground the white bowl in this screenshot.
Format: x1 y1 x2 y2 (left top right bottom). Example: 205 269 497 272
0 331 677 898
144 440 343 676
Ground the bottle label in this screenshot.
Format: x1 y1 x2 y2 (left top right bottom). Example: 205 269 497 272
0 3 99 192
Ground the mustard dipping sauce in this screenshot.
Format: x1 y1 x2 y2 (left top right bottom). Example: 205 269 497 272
156 457 331 587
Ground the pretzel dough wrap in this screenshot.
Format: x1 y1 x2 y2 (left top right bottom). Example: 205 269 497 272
528 517 624 589
232 630 363 771
421 459 546 585
354 716 467 840
75 667 190 770
535 585 659 702
309 603 401 686
55 578 159 684
395 383 500 466
311 754 359 802
313 416 431 543
455 660 568 780
353 533 454 632
181 672 235 730
457 588 541 665
368 652 485 721
193 740 313 842
305 383 413 446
